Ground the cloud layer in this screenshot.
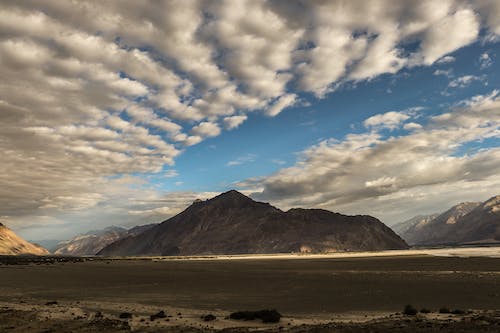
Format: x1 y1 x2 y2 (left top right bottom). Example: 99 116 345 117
251 91 500 224
0 0 499 233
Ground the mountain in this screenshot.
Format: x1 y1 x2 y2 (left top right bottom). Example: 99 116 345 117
452 196 500 244
53 224 156 256
0 223 49 255
392 214 438 237
98 190 408 256
127 223 158 237
397 196 500 246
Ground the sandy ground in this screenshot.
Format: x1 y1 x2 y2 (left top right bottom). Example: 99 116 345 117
1 248 499 332
1 300 500 332
101 246 500 261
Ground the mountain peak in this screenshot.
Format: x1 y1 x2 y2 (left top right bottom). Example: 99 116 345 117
442 202 480 223
209 190 256 207
484 195 500 207
220 189 248 198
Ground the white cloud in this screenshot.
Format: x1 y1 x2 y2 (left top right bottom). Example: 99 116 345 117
163 170 179 178
448 75 484 88
473 0 500 36
419 9 480 65
436 56 456 64
128 206 174 216
223 115 247 130
433 69 453 77
266 94 297 117
479 52 493 69
227 154 257 167
363 108 422 130
126 106 182 134
403 122 423 131
182 135 203 147
250 91 500 224
190 122 221 138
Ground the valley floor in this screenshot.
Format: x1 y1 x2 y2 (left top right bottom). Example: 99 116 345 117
0 249 499 332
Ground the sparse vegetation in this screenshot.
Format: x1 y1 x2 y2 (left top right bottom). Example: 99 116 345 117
150 310 167 321
229 309 281 323
119 312 132 319
202 314 216 321
403 304 418 316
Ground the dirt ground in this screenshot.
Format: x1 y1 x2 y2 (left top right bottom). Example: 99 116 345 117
0 253 499 332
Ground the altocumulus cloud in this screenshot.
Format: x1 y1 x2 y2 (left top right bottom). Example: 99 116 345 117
0 0 499 234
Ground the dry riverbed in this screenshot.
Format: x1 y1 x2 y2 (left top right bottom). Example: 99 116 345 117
1 250 499 332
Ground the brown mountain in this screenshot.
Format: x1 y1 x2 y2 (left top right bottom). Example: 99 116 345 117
398 196 500 246
98 190 408 256
457 196 500 244
0 223 49 255
53 224 157 256
392 214 439 239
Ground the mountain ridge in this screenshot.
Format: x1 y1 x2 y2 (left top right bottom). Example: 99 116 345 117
396 196 500 245
99 190 408 256
53 224 157 256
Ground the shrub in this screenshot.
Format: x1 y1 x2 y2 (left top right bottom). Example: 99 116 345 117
403 304 418 316
119 312 132 319
230 311 257 321
229 309 281 323
451 309 465 315
257 310 282 323
150 310 167 321
439 307 451 314
203 314 216 321
420 308 431 314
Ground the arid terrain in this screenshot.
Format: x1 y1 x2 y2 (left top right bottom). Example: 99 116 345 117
1 249 500 332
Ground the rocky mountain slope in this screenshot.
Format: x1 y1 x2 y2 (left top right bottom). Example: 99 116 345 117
0 223 49 255
397 196 499 245
392 214 438 238
452 196 500 244
53 224 156 255
99 190 408 256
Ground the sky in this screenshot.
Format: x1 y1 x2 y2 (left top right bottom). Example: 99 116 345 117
0 0 499 241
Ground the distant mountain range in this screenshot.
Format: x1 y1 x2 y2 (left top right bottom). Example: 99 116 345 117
8 191 496 257
98 190 408 256
394 195 500 246
53 224 157 256
0 223 49 255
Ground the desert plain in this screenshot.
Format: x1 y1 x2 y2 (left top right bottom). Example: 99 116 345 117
1 248 500 332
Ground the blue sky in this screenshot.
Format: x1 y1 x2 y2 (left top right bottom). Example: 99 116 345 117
170 40 498 193
0 1 498 240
